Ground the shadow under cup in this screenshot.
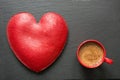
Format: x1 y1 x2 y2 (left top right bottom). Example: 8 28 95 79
77 40 113 68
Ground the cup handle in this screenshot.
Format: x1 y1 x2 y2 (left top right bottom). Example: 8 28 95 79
104 57 113 64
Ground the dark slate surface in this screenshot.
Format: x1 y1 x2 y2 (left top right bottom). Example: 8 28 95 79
0 0 120 80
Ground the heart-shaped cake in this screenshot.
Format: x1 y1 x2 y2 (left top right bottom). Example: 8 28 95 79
7 12 68 72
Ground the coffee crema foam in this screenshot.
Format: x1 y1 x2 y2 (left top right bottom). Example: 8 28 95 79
79 42 104 67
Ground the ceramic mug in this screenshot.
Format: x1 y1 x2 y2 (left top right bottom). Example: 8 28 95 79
77 39 113 68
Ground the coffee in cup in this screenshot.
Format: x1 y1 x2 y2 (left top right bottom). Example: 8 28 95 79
77 40 113 68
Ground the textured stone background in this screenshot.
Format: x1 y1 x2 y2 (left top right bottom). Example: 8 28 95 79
0 0 120 80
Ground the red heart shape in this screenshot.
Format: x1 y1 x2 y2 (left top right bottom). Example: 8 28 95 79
7 12 68 72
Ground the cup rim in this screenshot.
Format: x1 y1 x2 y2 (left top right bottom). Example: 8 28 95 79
76 39 106 68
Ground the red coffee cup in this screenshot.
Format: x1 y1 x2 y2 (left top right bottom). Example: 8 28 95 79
77 39 113 68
